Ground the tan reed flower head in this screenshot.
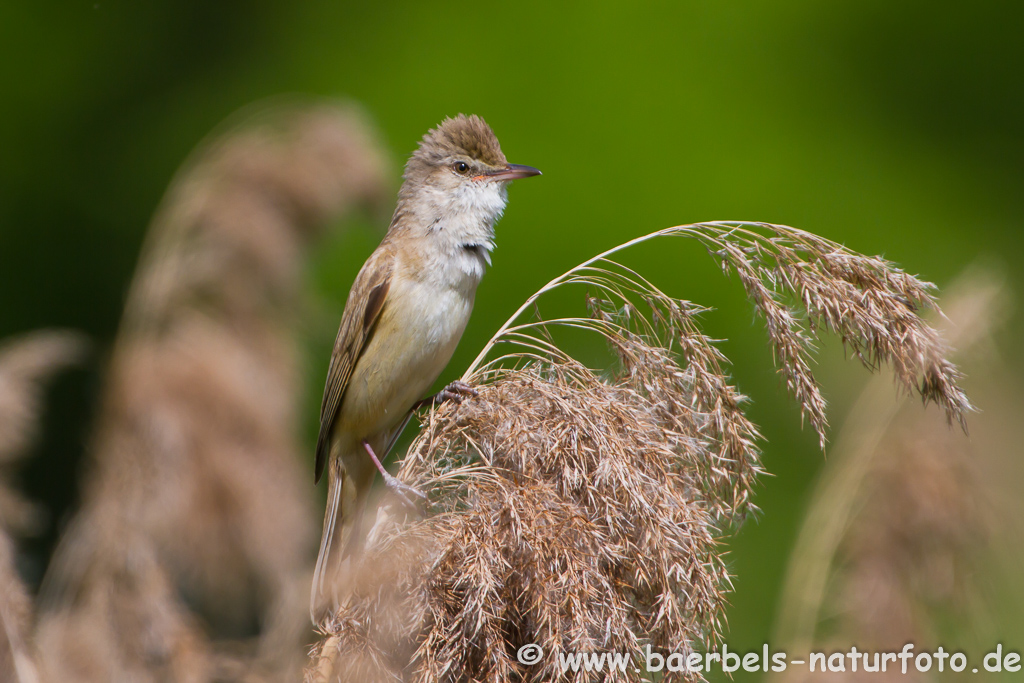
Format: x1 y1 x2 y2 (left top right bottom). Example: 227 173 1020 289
36 100 391 682
309 222 970 682
0 331 87 683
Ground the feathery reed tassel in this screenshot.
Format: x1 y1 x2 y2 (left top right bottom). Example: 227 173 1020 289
37 100 390 682
773 267 1013 683
0 331 87 683
309 222 971 682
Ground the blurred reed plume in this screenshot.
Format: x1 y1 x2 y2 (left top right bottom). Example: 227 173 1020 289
308 222 970 682
0 330 87 683
35 100 390 681
773 267 1014 682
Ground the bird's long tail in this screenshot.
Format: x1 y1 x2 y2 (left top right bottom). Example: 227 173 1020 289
310 457 363 622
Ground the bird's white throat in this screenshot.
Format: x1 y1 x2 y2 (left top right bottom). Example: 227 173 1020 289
418 179 508 282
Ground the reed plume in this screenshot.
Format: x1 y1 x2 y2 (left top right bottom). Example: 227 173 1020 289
0 331 87 683
773 267 1012 682
309 222 970 682
36 100 390 682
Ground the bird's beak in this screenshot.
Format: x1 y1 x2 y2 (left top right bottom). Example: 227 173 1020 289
479 163 542 182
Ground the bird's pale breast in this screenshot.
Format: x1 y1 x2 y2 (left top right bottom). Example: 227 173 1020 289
334 269 474 441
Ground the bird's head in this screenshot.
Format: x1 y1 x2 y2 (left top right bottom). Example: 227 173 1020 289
398 114 540 231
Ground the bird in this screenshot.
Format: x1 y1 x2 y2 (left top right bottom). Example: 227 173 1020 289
310 114 540 619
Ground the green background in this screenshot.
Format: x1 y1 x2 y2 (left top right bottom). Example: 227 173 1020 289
3 1 1022 678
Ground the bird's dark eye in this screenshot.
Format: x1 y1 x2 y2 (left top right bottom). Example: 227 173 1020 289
453 161 470 175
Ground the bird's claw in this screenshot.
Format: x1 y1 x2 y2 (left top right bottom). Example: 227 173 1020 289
417 380 479 411
438 380 478 405
382 472 427 511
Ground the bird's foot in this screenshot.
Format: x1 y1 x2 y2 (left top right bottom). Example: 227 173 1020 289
361 439 427 511
416 380 479 410
381 471 428 511
440 380 479 403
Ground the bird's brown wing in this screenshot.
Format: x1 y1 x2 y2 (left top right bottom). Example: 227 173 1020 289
314 248 393 483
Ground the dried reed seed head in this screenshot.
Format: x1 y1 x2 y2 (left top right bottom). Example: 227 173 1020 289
691 223 971 444
313 298 756 682
771 269 1004 683
0 531 38 683
828 422 983 645
126 102 391 333
0 331 87 542
0 331 88 464
39 101 392 682
772 416 988 683
37 533 217 683
311 222 969 682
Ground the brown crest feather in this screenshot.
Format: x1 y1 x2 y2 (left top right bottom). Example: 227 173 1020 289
410 114 507 169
